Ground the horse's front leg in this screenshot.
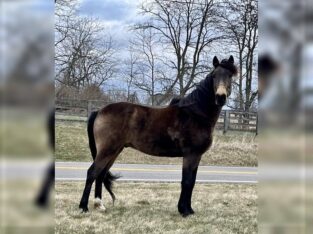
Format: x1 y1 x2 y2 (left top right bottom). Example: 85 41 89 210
178 155 201 217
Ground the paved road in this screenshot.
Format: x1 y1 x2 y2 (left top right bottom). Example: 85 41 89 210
56 162 258 184
4 162 313 183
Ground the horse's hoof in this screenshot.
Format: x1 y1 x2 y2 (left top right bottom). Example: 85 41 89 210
94 198 106 211
181 210 194 217
79 206 89 213
179 207 195 217
81 208 89 213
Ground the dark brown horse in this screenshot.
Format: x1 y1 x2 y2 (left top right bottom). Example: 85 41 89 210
79 55 237 217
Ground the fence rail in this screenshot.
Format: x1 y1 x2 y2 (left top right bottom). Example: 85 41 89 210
56 99 258 134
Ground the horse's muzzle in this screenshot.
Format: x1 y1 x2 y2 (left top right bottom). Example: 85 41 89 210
215 94 226 106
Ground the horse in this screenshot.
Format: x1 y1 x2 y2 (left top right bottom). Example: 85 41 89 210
79 55 238 217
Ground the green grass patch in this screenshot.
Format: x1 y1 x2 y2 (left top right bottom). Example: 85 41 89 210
56 121 257 166
55 182 257 234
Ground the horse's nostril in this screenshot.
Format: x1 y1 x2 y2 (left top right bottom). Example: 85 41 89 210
216 94 226 105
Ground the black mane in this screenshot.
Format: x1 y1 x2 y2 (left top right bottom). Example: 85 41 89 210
170 72 217 120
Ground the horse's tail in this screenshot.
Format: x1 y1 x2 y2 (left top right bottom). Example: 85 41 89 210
87 111 98 160
87 110 120 203
103 171 120 204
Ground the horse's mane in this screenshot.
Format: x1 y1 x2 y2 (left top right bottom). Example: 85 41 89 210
181 74 215 116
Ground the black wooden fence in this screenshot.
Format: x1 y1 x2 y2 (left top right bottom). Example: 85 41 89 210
56 99 258 134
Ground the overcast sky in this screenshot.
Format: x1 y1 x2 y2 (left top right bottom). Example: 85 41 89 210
78 0 141 47
79 0 137 21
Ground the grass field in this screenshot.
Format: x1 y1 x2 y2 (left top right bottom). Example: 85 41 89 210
1 114 51 157
55 181 257 234
56 121 257 167
0 180 54 232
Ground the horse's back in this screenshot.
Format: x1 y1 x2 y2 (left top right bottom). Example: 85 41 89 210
95 102 175 135
99 102 176 116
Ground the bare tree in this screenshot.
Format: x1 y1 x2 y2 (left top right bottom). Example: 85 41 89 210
55 1 116 99
55 0 77 47
130 28 168 105
56 17 116 88
122 45 140 102
218 0 258 111
148 90 176 106
136 0 224 98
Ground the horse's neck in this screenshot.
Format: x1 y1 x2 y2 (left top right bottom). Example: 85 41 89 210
206 105 222 128
182 75 214 104
180 74 221 122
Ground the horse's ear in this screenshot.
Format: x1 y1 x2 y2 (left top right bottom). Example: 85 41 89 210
228 55 234 64
213 56 219 67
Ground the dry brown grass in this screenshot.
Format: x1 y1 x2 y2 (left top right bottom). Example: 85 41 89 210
56 121 257 166
0 180 54 233
55 181 257 234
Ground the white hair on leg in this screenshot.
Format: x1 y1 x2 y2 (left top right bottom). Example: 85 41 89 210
94 198 106 211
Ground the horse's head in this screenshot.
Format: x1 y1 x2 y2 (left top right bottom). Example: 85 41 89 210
211 55 238 106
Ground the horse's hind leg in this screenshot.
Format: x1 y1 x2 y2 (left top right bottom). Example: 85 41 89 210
79 162 101 212
79 148 122 212
94 149 122 210
101 149 123 205
94 169 106 210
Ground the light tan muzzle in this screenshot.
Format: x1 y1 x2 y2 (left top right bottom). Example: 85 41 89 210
215 84 227 106
216 84 227 96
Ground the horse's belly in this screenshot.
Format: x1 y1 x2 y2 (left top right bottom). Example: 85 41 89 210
131 135 182 157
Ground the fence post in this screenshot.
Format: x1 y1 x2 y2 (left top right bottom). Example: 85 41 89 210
87 101 92 118
255 113 258 135
223 110 229 134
